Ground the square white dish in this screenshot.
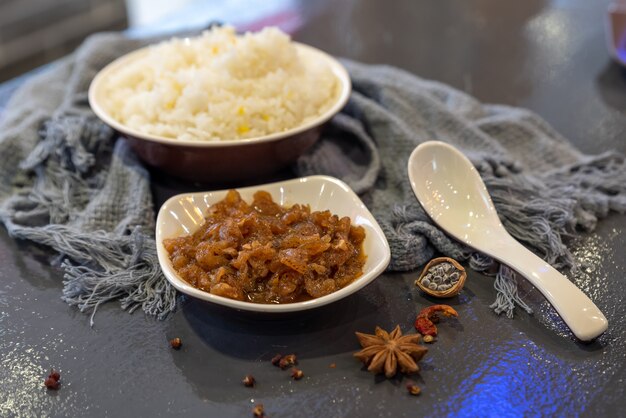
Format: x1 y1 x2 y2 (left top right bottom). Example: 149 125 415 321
155 175 391 312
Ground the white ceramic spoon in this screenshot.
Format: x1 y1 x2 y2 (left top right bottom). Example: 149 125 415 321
407 141 608 341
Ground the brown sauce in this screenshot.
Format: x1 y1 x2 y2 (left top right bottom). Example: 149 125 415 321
163 190 367 304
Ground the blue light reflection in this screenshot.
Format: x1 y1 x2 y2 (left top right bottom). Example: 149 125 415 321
446 344 579 418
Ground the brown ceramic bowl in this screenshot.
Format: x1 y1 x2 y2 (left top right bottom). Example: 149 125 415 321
88 43 351 182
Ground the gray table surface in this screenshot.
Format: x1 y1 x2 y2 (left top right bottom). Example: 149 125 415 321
2 1 626 417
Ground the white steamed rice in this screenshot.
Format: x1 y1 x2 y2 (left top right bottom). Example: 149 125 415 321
101 26 339 141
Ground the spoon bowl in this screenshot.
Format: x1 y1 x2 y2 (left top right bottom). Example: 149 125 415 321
408 141 608 341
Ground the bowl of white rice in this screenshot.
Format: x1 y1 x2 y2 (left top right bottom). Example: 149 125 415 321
88 26 351 182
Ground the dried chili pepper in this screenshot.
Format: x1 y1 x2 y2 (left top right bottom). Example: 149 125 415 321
414 304 458 336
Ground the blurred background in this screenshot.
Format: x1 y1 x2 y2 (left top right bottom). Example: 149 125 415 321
0 0 299 82
0 0 127 81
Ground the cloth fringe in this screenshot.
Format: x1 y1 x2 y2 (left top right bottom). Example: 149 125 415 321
479 151 626 272
489 265 533 318
61 228 176 326
0 113 177 324
477 153 626 315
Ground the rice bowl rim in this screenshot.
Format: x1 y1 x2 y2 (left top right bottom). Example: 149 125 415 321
88 42 352 148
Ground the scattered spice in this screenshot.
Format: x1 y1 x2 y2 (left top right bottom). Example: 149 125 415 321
329 363 336 369
422 335 435 343
290 368 304 380
170 337 182 349
415 304 458 336
44 369 60 390
278 354 297 369
242 375 256 387
252 404 265 417
415 257 466 298
270 354 283 367
353 325 428 378
44 377 60 390
406 383 421 396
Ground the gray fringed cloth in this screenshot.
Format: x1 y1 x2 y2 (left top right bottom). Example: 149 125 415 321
1 33 625 323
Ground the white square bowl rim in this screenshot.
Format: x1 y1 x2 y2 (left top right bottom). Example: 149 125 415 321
155 175 391 313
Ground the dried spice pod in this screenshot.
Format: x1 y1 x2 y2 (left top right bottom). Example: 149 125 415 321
353 325 428 378
415 257 466 298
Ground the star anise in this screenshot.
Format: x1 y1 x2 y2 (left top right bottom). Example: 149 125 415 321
353 325 428 378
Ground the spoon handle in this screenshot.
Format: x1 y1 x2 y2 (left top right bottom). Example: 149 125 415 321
487 236 608 341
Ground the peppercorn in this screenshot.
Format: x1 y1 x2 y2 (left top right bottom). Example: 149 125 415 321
44 369 60 390
278 354 297 369
170 337 182 349
242 375 256 387
252 404 265 417
44 377 60 390
290 368 304 380
406 383 421 396
270 354 282 366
